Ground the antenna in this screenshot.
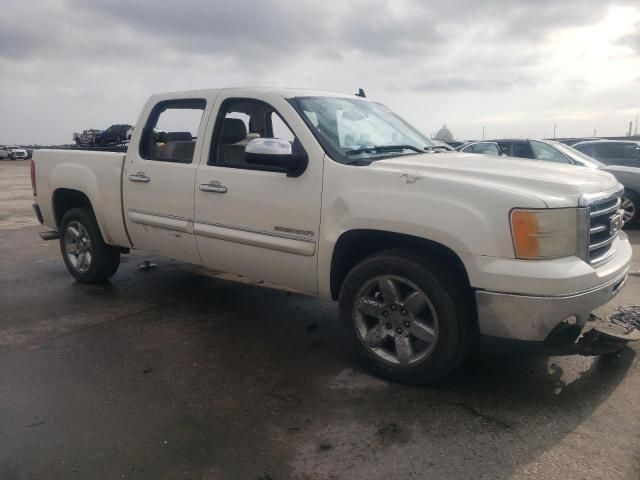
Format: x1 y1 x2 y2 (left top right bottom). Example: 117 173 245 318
355 88 367 98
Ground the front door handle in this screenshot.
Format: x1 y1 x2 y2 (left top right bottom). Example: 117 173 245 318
199 181 227 193
128 172 150 183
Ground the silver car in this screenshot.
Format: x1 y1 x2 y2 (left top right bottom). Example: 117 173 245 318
573 140 640 169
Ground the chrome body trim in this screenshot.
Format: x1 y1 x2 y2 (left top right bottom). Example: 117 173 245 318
194 220 316 256
126 208 316 254
476 270 628 341
127 209 192 233
579 185 624 266
590 198 621 217
578 185 624 207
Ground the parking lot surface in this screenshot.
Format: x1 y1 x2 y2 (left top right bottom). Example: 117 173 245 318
1 159 639 480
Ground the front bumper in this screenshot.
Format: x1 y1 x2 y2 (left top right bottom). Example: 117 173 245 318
476 269 628 342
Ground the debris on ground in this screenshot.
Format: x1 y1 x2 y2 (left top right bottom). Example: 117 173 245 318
269 392 301 403
138 260 157 271
610 305 640 330
319 441 332 451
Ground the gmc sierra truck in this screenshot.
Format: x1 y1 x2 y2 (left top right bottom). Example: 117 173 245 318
31 88 638 384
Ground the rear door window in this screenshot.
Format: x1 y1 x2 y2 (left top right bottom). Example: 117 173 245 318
530 140 570 163
574 143 594 156
472 142 500 155
511 142 534 159
496 142 512 156
140 99 206 164
593 142 625 159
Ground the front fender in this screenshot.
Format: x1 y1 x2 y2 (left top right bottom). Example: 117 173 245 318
317 160 546 297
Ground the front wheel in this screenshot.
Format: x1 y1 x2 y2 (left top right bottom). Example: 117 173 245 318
59 207 120 283
621 191 639 227
339 251 471 384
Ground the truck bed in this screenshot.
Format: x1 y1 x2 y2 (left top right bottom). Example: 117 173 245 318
33 149 131 248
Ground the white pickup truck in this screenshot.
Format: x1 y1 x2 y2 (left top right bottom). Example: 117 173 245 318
31 88 638 383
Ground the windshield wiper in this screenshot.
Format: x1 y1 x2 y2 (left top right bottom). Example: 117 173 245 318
423 145 453 152
345 144 423 158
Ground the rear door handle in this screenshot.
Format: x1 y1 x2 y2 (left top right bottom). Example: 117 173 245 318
199 181 227 193
128 172 150 183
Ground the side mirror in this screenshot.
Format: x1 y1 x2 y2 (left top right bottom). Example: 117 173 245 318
245 138 308 177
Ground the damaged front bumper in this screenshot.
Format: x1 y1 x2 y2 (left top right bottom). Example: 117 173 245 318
476 270 640 355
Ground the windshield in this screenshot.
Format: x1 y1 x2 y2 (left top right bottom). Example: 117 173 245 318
552 142 606 168
289 96 441 164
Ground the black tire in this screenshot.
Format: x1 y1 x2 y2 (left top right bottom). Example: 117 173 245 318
622 190 640 227
339 250 471 384
59 207 120 283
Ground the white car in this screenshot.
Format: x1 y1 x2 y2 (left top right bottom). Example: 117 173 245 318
30 88 637 384
0 146 9 159
8 146 28 160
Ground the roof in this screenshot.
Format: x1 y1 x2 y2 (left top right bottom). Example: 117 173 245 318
573 139 640 145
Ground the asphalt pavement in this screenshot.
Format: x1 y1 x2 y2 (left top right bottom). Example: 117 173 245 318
1 159 639 480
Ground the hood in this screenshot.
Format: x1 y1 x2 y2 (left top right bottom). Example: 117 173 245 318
370 152 620 208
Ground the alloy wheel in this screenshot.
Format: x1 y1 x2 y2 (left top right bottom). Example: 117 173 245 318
64 221 93 273
621 196 636 224
353 275 439 367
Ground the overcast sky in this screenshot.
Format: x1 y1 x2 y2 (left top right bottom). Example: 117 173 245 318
1 0 639 145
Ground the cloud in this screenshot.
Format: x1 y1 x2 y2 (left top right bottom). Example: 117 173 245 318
0 0 639 144
618 21 640 54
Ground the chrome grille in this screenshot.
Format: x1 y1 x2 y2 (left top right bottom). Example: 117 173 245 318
585 190 623 266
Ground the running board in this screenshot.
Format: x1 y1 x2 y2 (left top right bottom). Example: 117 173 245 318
39 230 60 240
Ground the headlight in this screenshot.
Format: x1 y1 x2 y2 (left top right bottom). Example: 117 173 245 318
510 208 580 260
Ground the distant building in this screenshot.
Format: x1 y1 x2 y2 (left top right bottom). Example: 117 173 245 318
434 124 454 142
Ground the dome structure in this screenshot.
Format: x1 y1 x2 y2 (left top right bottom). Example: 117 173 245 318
434 124 454 142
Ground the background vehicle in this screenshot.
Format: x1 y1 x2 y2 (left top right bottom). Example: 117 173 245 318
456 141 501 155
73 129 103 146
8 146 28 160
0 146 9 159
573 140 640 168
95 124 132 145
485 138 640 226
555 137 600 146
30 88 636 384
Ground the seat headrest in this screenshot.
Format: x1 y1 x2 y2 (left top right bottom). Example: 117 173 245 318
165 132 193 142
221 118 247 144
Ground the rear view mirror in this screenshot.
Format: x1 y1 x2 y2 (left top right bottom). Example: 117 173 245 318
245 138 308 177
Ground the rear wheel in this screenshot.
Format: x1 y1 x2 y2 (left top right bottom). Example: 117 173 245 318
621 191 639 227
59 207 120 283
339 250 471 384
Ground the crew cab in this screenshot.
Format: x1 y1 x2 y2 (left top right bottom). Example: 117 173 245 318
31 88 637 384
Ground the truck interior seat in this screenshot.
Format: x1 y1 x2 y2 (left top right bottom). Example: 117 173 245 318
218 118 248 164
155 131 195 163
160 141 195 163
